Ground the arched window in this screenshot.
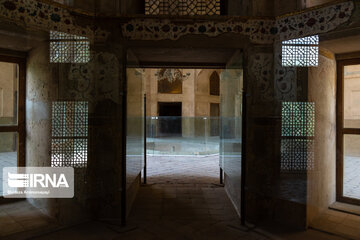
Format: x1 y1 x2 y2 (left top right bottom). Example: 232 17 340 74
210 71 220 96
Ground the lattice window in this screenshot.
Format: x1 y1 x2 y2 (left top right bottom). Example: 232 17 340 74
281 139 314 172
50 31 90 63
145 0 220 15
282 35 319 67
281 102 315 172
281 102 315 137
51 101 88 168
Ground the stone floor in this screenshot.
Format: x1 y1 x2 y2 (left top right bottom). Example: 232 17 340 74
0 154 352 240
0 200 57 238
2 151 360 199
146 155 220 184
3 181 348 239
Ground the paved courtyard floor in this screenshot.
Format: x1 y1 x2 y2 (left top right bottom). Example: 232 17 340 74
146 154 220 184
1 152 360 200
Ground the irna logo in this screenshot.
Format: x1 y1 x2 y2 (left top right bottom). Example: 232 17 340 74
3 167 74 198
8 173 70 188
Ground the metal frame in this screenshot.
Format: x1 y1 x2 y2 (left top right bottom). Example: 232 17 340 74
0 55 26 201
336 58 360 206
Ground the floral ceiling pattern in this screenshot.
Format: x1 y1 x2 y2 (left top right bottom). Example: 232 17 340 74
122 18 277 44
0 0 109 40
277 0 354 41
122 1 354 43
0 0 355 43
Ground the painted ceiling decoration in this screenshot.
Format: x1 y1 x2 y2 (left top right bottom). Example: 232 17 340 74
122 1 354 43
122 18 276 44
276 0 354 41
0 0 109 40
0 0 354 43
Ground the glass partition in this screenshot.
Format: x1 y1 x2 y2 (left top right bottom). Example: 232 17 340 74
146 116 219 156
126 68 145 189
219 51 243 215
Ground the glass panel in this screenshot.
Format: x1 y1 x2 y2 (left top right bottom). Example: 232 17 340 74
0 132 17 196
146 116 219 156
126 68 145 189
219 51 243 214
344 65 360 128
0 62 18 126
343 134 360 200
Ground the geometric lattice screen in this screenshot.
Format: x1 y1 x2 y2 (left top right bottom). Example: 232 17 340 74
281 102 315 137
50 31 90 63
145 0 220 15
282 35 319 67
281 102 315 172
51 101 88 168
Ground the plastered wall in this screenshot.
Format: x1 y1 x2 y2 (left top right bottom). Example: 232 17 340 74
307 52 337 226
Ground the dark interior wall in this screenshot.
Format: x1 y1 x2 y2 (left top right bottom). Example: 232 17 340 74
26 42 90 224
226 0 250 16
72 0 96 12
72 0 142 15
227 0 307 16
274 0 306 16
25 33 125 223
72 0 121 14
250 0 275 16
243 43 311 229
122 0 145 15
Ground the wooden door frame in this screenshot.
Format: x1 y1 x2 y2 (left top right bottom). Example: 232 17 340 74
0 56 26 167
336 58 360 205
